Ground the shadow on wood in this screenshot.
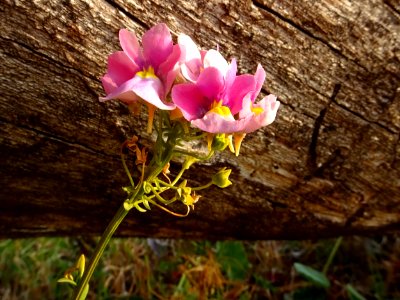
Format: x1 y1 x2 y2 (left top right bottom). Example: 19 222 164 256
1 0 399 239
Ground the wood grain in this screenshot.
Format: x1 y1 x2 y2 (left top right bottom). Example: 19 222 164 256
1 0 399 239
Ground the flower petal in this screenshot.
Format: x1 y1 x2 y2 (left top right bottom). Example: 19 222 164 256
101 74 117 95
172 84 208 120
196 67 225 101
119 29 142 67
157 44 181 93
250 64 266 101
142 23 173 68
100 75 175 110
130 76 175 110
224 58 237 91
239 94 280 133
224 74 255 114
178 34 202 82
203 49 229 76
100 77 141 103
103 51 139 88
191 112 237 133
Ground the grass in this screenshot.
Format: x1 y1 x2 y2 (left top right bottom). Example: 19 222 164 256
0 235 399 299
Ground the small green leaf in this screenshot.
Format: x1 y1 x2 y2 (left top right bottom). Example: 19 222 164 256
346 284 366 300
143 199 151 210
57 278 77 286
294 263 330 288
134 202 147 212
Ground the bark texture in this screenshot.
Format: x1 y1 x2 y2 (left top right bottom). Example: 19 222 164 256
1 0 399 239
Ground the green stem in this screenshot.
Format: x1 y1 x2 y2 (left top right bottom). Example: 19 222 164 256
149 184 174 205
121 153 135 188
191 181 213 191
71 202 131 300
170 166 186 186
155 179 179 189
72 121 183 299
322 236 343 274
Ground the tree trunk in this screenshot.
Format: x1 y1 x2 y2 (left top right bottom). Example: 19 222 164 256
1 0 399 239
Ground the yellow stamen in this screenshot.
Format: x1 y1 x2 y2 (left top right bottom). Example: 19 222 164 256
136 66 157 79
208 100 232 117
233 133 246 156
251 106 264 115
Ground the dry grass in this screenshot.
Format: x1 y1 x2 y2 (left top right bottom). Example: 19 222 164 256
0 235 399 299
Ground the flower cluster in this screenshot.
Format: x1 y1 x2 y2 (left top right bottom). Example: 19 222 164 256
62 24 280 299
101 23 280 155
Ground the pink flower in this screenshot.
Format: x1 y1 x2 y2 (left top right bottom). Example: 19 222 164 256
191 94 280 134
178 34 229 82
172 63 279 134
100 24 180 110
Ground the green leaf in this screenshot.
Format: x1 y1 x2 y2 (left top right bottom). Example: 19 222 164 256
133 202 147 212
143 199 151 210
216 241 249 280
57 278 77 286
293 263 330 288
346 284 366 300
78 283 89 300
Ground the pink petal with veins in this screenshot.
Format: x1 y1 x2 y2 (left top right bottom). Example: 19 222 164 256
119 29 142 67
142 23 173 69
100 75 175 110
203 50 229 76
172 84 208 120
103 51 139 89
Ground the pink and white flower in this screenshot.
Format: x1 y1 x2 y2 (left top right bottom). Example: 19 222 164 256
100 24 180 110
172 62 279 134
178 34 229 82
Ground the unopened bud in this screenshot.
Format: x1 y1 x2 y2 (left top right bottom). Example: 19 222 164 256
212 168 232 188
211 134 230 151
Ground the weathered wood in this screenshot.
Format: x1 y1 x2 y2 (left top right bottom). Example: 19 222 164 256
0 0 399 239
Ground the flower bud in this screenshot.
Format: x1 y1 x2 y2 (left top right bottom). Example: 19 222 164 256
77 254 86 278
212 168 232 188
211 133 230 151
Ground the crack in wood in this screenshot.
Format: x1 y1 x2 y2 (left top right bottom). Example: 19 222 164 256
0 117 120 161
383 0 400 16
307 84 341 174
305 80 397 135
0 36 101 84
330 97 397 134
251 0 368 72
105 0 149 29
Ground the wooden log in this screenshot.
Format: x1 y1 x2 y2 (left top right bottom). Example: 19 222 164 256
0 0 399 239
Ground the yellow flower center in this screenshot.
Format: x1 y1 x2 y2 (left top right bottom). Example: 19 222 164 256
208 100 232 116
251 106 264 115
136 66 157 79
